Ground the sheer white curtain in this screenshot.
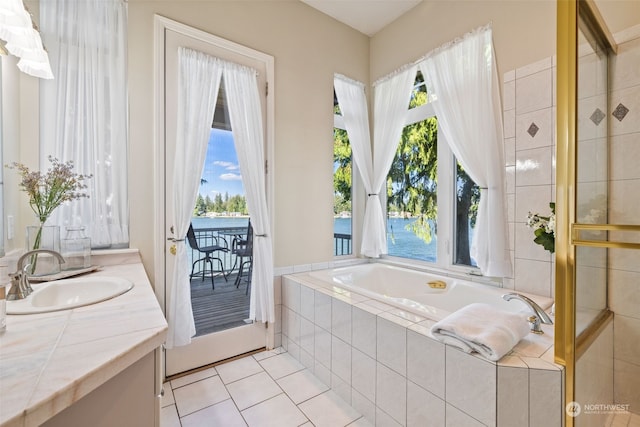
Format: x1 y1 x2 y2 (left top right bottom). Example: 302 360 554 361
333 74 374 253
224 62 274 323
40 0 128 247
418 26 511 277
360 66 417 257
167 48 223 348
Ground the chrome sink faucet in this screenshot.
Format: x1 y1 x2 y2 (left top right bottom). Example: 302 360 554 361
503 292 553 334
6 249 65 301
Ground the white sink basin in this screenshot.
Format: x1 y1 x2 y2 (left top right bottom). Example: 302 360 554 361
7 276 134 314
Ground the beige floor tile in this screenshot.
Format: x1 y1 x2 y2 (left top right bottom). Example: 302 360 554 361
259 352 304 380
160 404 181 427
170 366 218 389
242 393 308 427
173 374 230 417
277 369 329 404
298 390 361 427
217 355 265 384
181 398 247 427
227 371 282 410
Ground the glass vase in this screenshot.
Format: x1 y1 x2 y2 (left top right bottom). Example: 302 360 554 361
25 225 61 276
61 226 91 271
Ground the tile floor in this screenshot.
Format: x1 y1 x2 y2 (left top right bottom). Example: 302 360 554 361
161 347 640 427
160 348 370 427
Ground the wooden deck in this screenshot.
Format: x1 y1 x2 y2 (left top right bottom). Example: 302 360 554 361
190 273 251 337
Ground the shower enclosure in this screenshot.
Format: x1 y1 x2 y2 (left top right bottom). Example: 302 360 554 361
556 1 640 426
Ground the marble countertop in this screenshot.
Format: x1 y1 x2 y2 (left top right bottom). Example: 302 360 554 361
0 251 168 427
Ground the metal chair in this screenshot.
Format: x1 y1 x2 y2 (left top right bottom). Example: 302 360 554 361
186 224 229 290
232 220 253 295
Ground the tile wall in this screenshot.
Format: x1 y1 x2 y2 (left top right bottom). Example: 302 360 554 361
502 56 556 298
280 273 563 426
608 26 640 413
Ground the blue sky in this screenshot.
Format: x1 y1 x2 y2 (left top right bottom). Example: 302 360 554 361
199 128 245 199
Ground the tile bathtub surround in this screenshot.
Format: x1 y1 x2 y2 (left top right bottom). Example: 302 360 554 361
0 252 168 427
161 348 369 427
282 273 564 427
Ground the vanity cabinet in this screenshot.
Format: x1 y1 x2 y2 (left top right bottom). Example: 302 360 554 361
42 351 159 427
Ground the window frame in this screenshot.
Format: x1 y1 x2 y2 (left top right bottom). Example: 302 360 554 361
333 113 358 259
383 100 481 275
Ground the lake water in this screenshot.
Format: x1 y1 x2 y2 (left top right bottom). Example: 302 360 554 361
192 216 438 263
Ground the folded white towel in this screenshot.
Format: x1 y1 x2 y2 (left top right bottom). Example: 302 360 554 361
430 303 530 361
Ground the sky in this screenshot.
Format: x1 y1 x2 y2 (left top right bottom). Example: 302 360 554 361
199 128 245 199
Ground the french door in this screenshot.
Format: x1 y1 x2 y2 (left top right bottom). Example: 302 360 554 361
155 16 273 377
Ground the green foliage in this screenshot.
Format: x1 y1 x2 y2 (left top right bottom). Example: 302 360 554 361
333 127 352 205
387 90 438 243
193 192 248 216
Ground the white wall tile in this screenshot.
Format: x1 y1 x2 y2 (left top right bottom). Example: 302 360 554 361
515 222 553 262
377 316 407 376
609 269 640 320
614 314 640 364
610 178 640 224
505 137 516 167
610 133 640 181
497 366 529 427
376 408 402 427
352 306 377 359
504 109 516 139
300 285 315 322
376 363 407 426
314 360 331 387
610 85 640 137
514 258 552 297
282 276 300 314
407 330 445 399
445 348 496 427
274 275 282 305
445 404 485 427
332 298 352 344
314 290 332 332
331 335 352 385
516 68 553 114
515 146 553 186
516 56 552 79
504 70 516 83
516 107 554 150
299 348 315 370
300 316 315 356
611 36 640 91
287 309 301 346
613 359 640 411
351 388 376 425
504 80 516 111
529 369 562 427
407 381 445 427
331 373 352 405
515 185 552 225
352 348 376 403
314 325 332 369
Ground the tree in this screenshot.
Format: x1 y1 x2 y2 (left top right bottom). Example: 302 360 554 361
387 89 438 243
213 193 224 213
455 164 480 265
333 127 352 208
194 194 206 216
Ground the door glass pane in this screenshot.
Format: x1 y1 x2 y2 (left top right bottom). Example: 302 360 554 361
333 126 352 256
189 79 252 337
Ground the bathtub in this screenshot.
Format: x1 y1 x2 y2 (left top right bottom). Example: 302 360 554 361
307 263 554 321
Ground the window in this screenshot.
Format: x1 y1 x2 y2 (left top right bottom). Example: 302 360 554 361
333 91 353 256
385 72 479 269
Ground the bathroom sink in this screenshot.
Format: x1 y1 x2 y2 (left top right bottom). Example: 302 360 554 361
7 276 134 314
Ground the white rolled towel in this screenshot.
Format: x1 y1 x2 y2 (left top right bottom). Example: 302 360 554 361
430 302 530 361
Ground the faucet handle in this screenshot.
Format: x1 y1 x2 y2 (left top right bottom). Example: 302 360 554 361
527 315 544 334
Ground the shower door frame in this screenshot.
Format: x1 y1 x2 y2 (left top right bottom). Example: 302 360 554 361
555 1 640 426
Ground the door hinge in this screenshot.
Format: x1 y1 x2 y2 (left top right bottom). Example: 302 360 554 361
265 82 269 97
265 159 268 174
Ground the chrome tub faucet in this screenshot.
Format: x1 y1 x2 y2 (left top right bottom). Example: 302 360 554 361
6 249 65 301
503 292 553 334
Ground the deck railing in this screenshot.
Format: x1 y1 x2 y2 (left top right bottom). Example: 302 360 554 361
334 233 352 256
189 226 248 273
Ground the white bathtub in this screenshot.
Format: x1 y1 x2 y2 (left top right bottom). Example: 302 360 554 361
307 263 553 321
